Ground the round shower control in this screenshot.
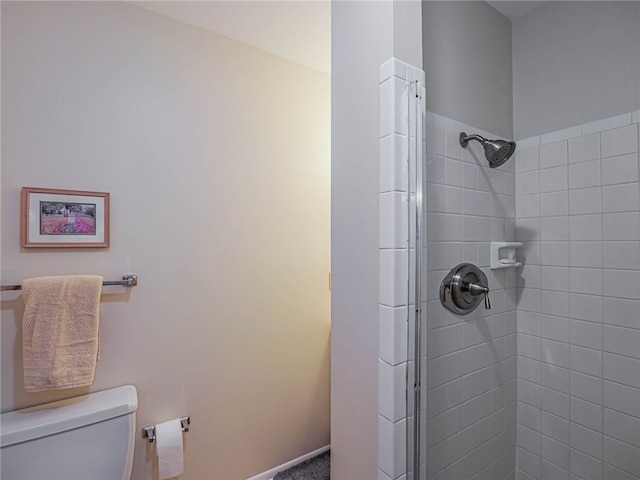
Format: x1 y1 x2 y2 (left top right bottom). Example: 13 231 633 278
440 263 491 315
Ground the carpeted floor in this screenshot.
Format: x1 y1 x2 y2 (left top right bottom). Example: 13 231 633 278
273 451 330 480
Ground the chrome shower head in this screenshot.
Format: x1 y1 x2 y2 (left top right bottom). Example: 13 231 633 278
459 132 516 168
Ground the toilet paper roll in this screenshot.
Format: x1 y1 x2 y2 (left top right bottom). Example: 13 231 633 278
155 419 184 479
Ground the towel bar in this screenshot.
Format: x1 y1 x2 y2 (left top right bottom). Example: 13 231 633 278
142 416 190 443
0 275 138 292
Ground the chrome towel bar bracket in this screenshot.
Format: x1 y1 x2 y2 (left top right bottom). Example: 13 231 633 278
142 416 190 443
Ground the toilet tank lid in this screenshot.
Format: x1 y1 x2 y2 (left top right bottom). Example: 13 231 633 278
0 385 138 448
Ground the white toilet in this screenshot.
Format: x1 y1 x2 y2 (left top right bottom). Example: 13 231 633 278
0 385 138 480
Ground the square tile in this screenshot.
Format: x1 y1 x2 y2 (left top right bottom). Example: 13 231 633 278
541 140 568 169
540 362 570 394
379 58 407 82
379 360 406 422
569 242 602 268
569 215 602 241
541 125 581 145
445 158 463 186
571 371 602 405
570 448 602 480
541 217 569 241
379 249 408 307
540 338 570 368
518 447 541 479
570 423 602 459
570 319 602 350
541 266 569 291
603 380 640 418
541 459 569 480
378 416 406 479
518 136 541 149
603 352 640 388
518 424 541 455
569 187 601 215
541 242 569 266
569 133 600 163
446 130 464 161
603 212 640 241
380 192 408 248
462 162 478 190
603 241 640 270
602 183 640 213
568 160 600 189
541 314 570 342
570 345 602 377
601 153 639 186
604 408 640 447
540 166 568 193
427 183 446 212
515 147 540 173
380 134 409 192
603 296 640 329
582 113 631 135
541 435 570 470
570 293 602 322
518 378 541 407
601 124 638 158
603 269 640 299
540 290 570 318
516 194 540 219
541 191 569 217
427 154 446 184
518 356 541 385
517 170 540 196
571 396 602 431
570 267 602 295
602 325 640 359
603 436 640 476
541 411 569 444
446 186 463 213
427 125 446 156
540 385 570 418
379 305 407 365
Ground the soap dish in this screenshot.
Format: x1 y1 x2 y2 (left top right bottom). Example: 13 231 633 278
490 242 522 269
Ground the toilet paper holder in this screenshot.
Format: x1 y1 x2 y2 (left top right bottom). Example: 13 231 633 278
142 416 190 443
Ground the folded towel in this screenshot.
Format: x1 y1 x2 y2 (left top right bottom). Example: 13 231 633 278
22 275 103 392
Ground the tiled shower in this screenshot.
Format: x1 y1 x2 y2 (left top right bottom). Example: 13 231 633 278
514 115 640 480
378 2 640 480
424 112 518 480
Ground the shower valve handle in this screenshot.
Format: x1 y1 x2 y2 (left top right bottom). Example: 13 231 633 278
440 263 490 315
467 282 491 310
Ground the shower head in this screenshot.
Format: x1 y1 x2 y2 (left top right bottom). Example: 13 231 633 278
459 132 516 168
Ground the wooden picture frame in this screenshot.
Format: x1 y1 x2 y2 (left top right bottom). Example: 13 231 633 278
21 187 110 248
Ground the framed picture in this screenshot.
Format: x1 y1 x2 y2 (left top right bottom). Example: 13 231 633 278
21 187 110 248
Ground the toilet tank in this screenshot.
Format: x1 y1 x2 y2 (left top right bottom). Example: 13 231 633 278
1 385 138 480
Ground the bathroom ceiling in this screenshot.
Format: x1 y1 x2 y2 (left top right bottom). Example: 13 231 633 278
486 1 547 19
133 1 544 75
131 1 331 74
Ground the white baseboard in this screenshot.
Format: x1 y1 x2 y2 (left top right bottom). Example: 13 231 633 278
246 445 330 480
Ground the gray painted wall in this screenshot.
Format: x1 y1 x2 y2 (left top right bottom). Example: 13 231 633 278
513 1 640 139
422 1 513 139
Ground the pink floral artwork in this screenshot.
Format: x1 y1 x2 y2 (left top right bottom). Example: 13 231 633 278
40 202 96 235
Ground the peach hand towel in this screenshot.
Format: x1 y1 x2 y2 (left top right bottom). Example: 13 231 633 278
22 275 103 392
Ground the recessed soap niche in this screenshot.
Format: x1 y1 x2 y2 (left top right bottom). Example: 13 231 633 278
490 242 522 269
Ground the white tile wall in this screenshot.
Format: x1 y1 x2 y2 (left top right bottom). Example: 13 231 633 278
515 113 640 480
378 58 425 480
383 70 639 480
426 112 517 480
